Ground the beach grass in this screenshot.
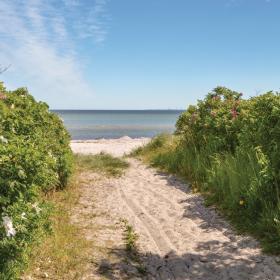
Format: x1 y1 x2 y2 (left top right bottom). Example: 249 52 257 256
23 153 129 279
134 133 280 254
23 172 92 279
75 153 129 177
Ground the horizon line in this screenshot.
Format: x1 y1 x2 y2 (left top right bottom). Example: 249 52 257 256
51 108 185 111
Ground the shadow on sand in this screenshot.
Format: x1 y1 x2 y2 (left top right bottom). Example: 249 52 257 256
95 169 278 280
95 240 275 280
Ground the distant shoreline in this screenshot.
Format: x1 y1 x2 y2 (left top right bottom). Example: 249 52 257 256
51 109 184 112
71 136 151 142
52 110 182 140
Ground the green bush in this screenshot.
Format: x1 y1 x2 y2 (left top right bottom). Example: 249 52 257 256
138 87 280 253
0 82 73 278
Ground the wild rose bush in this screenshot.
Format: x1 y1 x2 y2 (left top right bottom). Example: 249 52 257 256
0 82 73 278
139 87 280 253
176 88 280 181
175 87 280 252
176 86 245 152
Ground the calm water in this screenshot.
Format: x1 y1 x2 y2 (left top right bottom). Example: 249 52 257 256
53 110 183 140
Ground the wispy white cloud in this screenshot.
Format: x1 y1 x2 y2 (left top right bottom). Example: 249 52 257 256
0 0 109 108
72 0 110 43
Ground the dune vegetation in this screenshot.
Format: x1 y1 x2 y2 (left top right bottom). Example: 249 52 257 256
75 152 129 177
0 83 73 279
133 86 280 254
0 82 132 279
23 153 129 279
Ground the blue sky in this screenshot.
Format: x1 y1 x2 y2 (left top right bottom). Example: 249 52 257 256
0 0 279 109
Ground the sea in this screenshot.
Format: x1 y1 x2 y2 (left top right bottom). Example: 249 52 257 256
52 110 184 140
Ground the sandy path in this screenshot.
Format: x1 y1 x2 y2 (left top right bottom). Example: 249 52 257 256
106 159 280 280
70 172 145 279
70 139 280 279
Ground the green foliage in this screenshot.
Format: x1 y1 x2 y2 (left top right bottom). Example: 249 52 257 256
24 168 93 279
137 87 280 253
122 219 138 253
131 134 174 158
0 83 73 278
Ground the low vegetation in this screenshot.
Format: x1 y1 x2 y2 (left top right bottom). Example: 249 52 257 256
23 173 92 279
24 153 129 279
75 153 129 176
122 219 139 253
0 83 73 279
134 87 280 254
121 219 146 276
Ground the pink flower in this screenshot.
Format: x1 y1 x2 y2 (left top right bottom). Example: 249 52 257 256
0 93 7 100
212 95 220 100
231 108 238 119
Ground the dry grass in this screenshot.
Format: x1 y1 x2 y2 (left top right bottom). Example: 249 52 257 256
23 154 130 279
75 153 129 177
23 173 93 279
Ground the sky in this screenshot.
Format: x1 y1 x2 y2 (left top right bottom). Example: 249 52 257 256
0 0 279 109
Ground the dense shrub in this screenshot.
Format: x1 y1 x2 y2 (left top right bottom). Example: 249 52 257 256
176 86 245 152
138 87 280 253
0 82 73 278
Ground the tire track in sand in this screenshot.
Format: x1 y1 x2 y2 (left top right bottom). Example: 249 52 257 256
119 186 192 280
111 158 280 280
119 186 177 254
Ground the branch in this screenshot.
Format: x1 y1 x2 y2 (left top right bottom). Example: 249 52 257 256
0 64 11 74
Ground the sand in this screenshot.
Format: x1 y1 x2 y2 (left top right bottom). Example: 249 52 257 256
71 136 150 157
70 138 280 279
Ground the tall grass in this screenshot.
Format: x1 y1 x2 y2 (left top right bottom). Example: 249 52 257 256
135 129 280 253
162 88 280 253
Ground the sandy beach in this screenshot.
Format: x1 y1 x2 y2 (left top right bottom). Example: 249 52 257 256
71 136 151 157
69 138 280 279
